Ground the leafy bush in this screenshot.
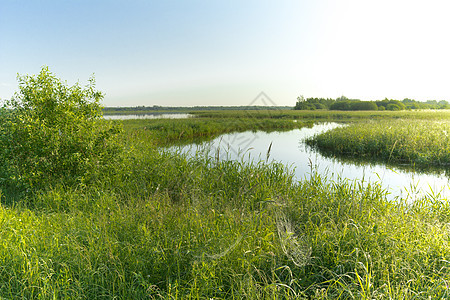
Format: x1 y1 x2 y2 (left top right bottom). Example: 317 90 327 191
294 102 317 110
330 100 378 111
0 67 123 190
376 99 406 111
313 103 327 109
349 100 378 111
329 100 351 110
386 103 402 111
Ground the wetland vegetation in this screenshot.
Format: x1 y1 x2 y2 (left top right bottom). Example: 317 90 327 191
294 95 450 111
1 68 450 299
306 119 450 168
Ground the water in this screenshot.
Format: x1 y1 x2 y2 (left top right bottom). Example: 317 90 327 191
173 122 450 201
104 113 192 120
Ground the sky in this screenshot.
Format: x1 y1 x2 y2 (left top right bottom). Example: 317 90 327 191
1 0 450 107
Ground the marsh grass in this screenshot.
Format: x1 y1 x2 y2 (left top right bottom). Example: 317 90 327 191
0 115 449 298
307 119 450 168
121 117 304 146
192 109 450 121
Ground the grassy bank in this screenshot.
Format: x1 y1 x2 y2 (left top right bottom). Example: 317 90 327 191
121 117 304 146
0 115 449 298
306 119 450 168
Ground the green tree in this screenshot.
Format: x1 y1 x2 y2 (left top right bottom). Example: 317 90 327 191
349 101 378 111
0 66 123 190
294 95 305 110
386 103 402 111
330 100 351 110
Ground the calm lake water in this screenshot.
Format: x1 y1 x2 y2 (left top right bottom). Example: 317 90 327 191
173 122 450 201
104 113 192 120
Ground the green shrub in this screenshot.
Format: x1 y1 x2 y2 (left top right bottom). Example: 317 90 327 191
330 100 351 110
349 100 378 110
314 103 327 109
376 99 406 110
0 67 123 190
386 103 402 111
294 102 317 110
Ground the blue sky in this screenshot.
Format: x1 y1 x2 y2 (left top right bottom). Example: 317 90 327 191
1 0 450 107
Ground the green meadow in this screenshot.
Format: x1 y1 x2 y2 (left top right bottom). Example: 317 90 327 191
1 69 450 299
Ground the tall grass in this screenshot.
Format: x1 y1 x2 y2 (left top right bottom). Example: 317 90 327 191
121 117 304 146
306 119 450 167
2 153 450 298
0 115 449 298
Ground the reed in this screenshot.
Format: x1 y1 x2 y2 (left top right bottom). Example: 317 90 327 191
121 117 304 146
307 119 450 167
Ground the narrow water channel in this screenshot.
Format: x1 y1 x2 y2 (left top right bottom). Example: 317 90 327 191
174 122 450 201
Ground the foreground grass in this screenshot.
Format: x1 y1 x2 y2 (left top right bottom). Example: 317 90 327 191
2 154 450 299
306 119 450 168
0 116 450 298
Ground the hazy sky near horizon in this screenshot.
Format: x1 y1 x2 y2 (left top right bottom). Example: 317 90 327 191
1 0 450 107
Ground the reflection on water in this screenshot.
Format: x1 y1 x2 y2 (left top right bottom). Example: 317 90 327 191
104 113 192 120
173 123 450 201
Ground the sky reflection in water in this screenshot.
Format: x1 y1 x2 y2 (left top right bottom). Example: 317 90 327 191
174 123 450 201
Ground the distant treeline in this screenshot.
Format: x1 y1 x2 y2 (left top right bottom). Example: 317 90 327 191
103 105 293 114
294 96 450 111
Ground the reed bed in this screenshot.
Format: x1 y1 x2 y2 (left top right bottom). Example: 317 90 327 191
121 117 304 146
307 119 450 167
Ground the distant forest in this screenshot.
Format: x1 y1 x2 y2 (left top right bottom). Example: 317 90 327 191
295 96 450 111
